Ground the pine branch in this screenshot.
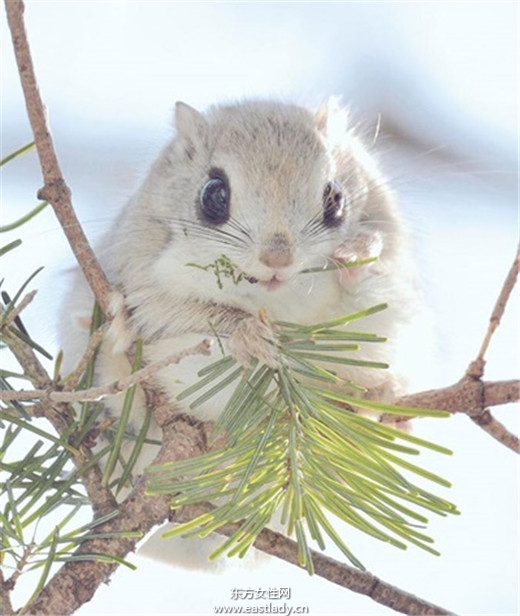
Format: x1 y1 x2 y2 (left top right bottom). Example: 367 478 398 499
0 567 15 616
0 339 212 404
388 379 519 454
172 503 457 616
18 416 204 616
4 0 111 316
21 415 458 616
1 326 118 517
4 291 512 613
3 292 461 615
3 2 517 614
467 247 519 379
0 289 37 329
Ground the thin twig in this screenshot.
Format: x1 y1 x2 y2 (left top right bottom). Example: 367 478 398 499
0 289 37 329
4 0 112 315
62 325 106 390
467 247 519 379
3 541 37 601
1 375 517 409
0 339 212 403
470 410 519 452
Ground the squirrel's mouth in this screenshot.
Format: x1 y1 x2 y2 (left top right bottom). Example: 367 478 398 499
257 275 284 291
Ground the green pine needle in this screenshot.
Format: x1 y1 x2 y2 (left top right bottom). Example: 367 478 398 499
0 201 48 233
147 307 459 572
0 141 35 166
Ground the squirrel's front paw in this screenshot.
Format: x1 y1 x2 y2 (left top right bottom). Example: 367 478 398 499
333 231 382 289
106 290 134 354
228 315 279 369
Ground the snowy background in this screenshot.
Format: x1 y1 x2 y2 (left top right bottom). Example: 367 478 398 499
1 2 518 615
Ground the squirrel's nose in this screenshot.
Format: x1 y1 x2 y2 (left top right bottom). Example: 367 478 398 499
259 233 294 268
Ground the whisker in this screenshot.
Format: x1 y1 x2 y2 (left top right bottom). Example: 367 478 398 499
169 218 252 251
300 211 324 237
226 217 254 243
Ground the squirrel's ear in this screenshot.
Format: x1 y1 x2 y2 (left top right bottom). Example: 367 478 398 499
314 97 349 139
174 102 208 150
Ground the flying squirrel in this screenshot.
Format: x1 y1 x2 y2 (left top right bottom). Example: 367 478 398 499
60 98 423 568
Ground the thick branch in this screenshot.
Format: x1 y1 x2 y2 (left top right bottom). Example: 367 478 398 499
23 415 456 616
4 0 111 315
395 378 519 454
396 378 519 414
0 568 15 616
21 417 207 616
173 504 456 616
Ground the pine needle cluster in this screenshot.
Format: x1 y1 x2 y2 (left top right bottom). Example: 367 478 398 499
148 303 459 572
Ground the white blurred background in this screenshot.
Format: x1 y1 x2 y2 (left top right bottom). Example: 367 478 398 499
1 2 518 615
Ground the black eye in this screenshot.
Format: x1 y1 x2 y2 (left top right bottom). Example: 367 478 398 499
200 170 230 224
322 181 345 227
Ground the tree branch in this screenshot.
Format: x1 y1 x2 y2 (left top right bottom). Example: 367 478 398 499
396 378 519 413
20 416 206 616
173 504 457 616
0 339 212 404
5 314 464 614
0 568 15 616
5 312 461 615
2 326 118 516
467 247 519 379
23 414 457 616
1 289 37 329
3 1 516 615
4 0 111 316
394 378 519 454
